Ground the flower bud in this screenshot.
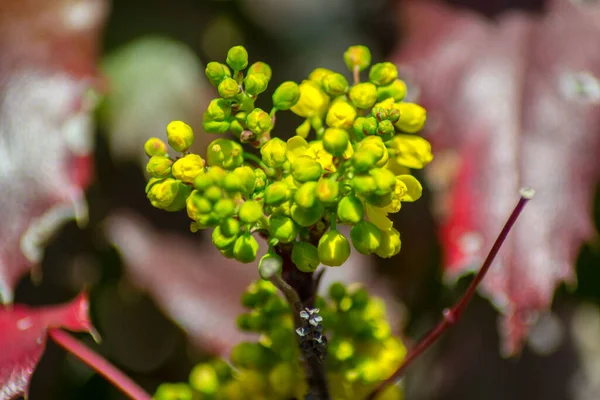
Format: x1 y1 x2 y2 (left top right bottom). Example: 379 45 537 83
356 135 388 167
213 225 238 250
244 73 269 96
214 198 236 218
370 168 396 195
294 182 318 209
189 364 218 396
239 200 263 224
145 177 162 194
292 242 320 272
369 62 398 86
226 45 249 71
290 80 330 119
222 172 243 193
148 178 189 211
258 252 282 280
205 98 232 122
186 190 212 220
233 233 259 263
254 169 267 191
272 81 300 110
246 108 272 135
229 120 244 137
322 73 349 96
377 79 407 102
290 202 324 227
233 166 256 195
322 128 349 157
264 182 290 206
387 107 401 123
375 228 401 258
352 175 377 195
193 172 212 191
154 383 193 400
260 137 287 168
308 68 334 85
248 61 272 80
329 282 347 301
218 77 240 99
172 154 205 183
353 116 378 137
337 195 364 224
220 217 241 237
377 120 395 136
387 135 433 169
350 221 382 255
318 230 351 267
349 83 378 109
344 45 372 72
204 185 223 203
394 103 427 133
326 100 357 129
291 156 322 182
202 113 230 134
269 216 298 243
207 139 244 170
205 62 231 86
146 156 173 178
316 178 339 205
166 120 194 152
144 137 168 157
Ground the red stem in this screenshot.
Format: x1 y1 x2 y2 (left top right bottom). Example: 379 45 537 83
48 328 152 400
366 190 534 400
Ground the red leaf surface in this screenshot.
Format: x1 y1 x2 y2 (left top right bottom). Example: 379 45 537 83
0 0 108 303
393 0 600 354
0 292 95 400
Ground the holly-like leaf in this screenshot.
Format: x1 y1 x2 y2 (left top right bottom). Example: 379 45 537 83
0 0 108 303
393 0 600 354
0 292 95 400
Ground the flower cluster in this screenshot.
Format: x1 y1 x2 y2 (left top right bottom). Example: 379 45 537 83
144 44 432 272
154 281 405 400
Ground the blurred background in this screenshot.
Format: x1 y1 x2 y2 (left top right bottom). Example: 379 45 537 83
3 0 599 399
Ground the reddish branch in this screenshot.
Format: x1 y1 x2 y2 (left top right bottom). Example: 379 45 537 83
49 328 152 400
366 189 534 400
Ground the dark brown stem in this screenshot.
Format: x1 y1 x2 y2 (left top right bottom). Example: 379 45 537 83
365 190 534 400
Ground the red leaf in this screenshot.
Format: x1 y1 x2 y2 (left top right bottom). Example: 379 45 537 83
393 0 600 354
0 292 95 400
0 0 108 303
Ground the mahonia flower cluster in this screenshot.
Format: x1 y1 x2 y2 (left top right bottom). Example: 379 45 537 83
144 44 432 274
154 281 405 400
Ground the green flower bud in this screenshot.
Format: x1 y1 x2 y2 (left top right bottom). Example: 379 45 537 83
351 287 370 309
370 168 397 195
387 107 401 123
218 77 240 99
350 221 382 255
233 233 259 263
145 177 162 194
356 135 388 167
222 172 243 193
260 137 287 167
154 383 193 400
323 128 349 156
248 61 272 80
220 245 235 259
166 120 194 152
369 62 398 86
326 99 357 129
144 137 168 157
207 139 243 170
220 217 241 237
290 202 324 227
337 195 364 224
269 216 298 243
353 116 378 137
244 73 269 96
230 119 244 136
322 73 349 96
308 68 334 85
193 172 213 191
344 45 371 72
372 106 389 121
352 150 378 173
186 190 212 220
213 226 238 250
254 169 267 191
264 182 290 206
202 113 230 134
189 364 218 395
239 200 263 224
375 228 401 258
246 108 272 135
214 198 236 218
233 166 256 194
205 62 232 86
352 175 377 194
291 156 322 182
349 82 378 109
258 252 283 280
231 342 269 370
226 45 249 71
146 156 173 178
377 120 395 136
272 81 300 110
316 178 339 205
291 242 320 272
204 185 223 203
377 79 407 102
205 98 232 121
294 181 318 209
328 282 347 301
318 229 351 267
172 154 205 183
148 178 190 211
394 103 427 133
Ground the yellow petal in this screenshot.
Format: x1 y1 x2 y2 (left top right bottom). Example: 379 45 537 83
365 204 393 231
286 136 309 164
397 175 422 202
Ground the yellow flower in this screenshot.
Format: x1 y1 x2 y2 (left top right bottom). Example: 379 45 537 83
388 134 433 169
326 99 357 129
285 136 336 172
290 80 330 118
394 102 427 133
172 154 205 183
